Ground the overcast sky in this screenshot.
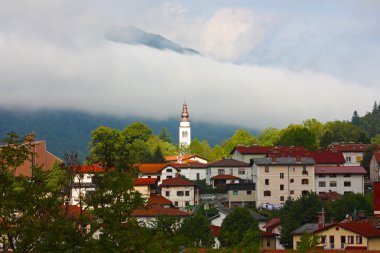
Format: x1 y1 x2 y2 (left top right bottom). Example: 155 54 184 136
0 0 379 129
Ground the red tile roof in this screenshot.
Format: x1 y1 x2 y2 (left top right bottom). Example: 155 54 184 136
261 231 278 237
269 150 345 165
134 178 158 186
161 176 195 186
132 205 191 217
174 162 208 169
263 217 281 229
318 191 342 201
148 194 172 206
211 174 241 180
138 163 171 174
330 143 374 152
315 222 380 238
210 225 221 237
207 158 249 167
315 166 367 174
231 146 273 154
72 163 106 173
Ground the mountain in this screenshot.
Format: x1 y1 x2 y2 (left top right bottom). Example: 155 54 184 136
105 25 199 54
0 109 259 160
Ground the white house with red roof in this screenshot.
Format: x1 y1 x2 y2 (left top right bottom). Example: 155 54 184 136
263 217 284 250
175 162 208 181
137 163 179 185
314 166 366 195
160 176 199 209
205 158 251 187
132 194 191 225
370 150 380 181
329 143 374 166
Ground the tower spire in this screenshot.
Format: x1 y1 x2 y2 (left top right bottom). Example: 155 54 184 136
179 101 191 148
181 102 189 122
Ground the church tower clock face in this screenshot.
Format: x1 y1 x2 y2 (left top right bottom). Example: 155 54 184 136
179 102 191 147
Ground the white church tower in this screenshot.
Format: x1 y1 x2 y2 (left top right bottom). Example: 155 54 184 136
179 102 191 147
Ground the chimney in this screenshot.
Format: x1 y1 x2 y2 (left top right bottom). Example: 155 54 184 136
317 208 326 228
374 181 380 217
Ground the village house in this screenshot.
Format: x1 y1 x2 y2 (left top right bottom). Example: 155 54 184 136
205 158 251 188
329 143 373 166
160 176 199 209
263 217 284 250
315 166 366 195
137 163 179 185
251 157 315 208
11 140 62 176
175 162 208 181
134 178 158 198
231 146 307 163
227 183 256 208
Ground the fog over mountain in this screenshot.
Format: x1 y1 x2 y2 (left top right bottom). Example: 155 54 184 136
106 25 199 54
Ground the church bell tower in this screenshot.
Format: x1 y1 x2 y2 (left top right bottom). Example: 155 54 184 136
179 102 191 147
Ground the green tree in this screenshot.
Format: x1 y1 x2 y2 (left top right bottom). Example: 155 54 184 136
209 145 225 162
327 193 373 222
371 134 380 144
279 193 322 249
150 146 165 162
258 127 281 146
236 226 261 252
219 207 260 247
222 129 258 156
297 233 320 253
159 127 172 143
361 144 378 175
178 213 214 248
320 121 370 148
188 138 212 159
303 118 325 147
278 124 317 150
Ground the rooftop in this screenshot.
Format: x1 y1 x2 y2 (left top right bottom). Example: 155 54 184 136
211 174 241 180
251 157 315 165
207 158 249 167
148 194 172 206
161 176 195 187
227 183 255 191
330 143 374 152
315 166 367 174
132 205 191 217
134 178 158 186
138 163 172 174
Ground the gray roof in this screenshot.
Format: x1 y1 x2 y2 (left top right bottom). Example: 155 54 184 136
251 157 315 165
217 207 268 221
291 223 319 235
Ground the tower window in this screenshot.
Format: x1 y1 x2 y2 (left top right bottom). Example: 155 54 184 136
182 131 188 138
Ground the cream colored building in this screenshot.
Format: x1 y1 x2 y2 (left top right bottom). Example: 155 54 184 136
251 157 315 207
160 176 199 208
227 183 256 208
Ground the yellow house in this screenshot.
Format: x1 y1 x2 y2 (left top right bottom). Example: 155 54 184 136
294 222 380 250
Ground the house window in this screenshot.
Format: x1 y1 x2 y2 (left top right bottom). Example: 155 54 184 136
319 174 326 178
233 191 238 195
167 169 172 172
346 156 351 162
185 191 190 196
167 176 172 179
319 181 326 187
196 173 200 180
292 167 295 172
302 167 308 175
290 179 294 183
177 191 184 196
174 201 178 206
264 190 271 196
347 236 354 244
330 174 336 178
356 236 362 244
182 131 188 138
330 181 337 187
280 196 284 201
301 179 309 185
321 236 326 244
265 166 269 173
148 176 151 178
302 190 309 196
238 169 245 175
247 190 252 195
344 181 351 187
157 176 161 181
280 184 284 190
290 190 294 195
266 239 271 247
344 174 351 177
165 191 170 196
218 169 225 175
329 236 334 249
265 179 269 185
229 169 233 175
185 201 189 206
280 173 284 179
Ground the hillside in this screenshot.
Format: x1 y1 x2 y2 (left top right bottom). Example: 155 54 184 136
0 109 259 160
